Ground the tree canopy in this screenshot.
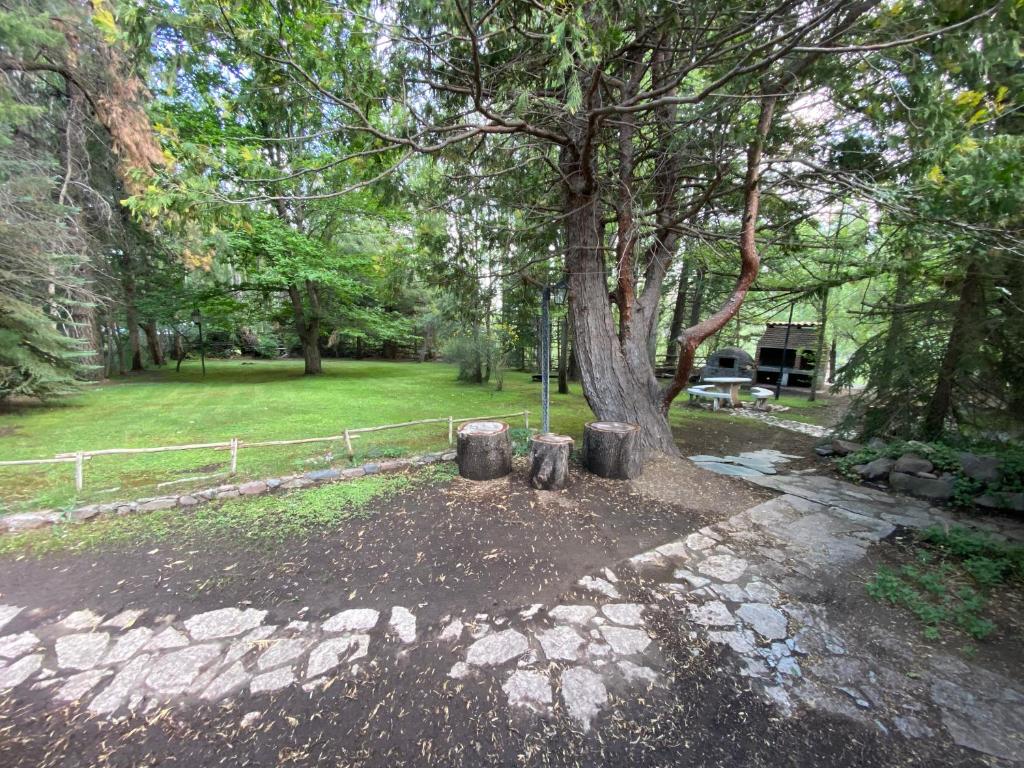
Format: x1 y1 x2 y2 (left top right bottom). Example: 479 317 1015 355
1 0 1021 444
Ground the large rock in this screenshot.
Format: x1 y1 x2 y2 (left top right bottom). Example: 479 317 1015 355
1 511 60 533
138 497 178 512
959 452 1002 484
893 453 934 475
854 457 895 481
975 492 1024 513
889 471 954 501
830 439 863 457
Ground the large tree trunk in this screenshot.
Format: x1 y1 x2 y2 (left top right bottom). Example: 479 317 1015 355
922 259 984 439
664 260 690 367
828 336 837 384
142 320 165 366
561 144 678 455
809 287 828 401
557 315 568 394
662 98 777 409
121 256 143 372
688 267 706 328
288 281 322 375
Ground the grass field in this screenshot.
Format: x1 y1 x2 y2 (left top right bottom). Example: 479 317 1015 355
0 359 828 514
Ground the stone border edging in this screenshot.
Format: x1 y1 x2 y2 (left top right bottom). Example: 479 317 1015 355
0 451 458 536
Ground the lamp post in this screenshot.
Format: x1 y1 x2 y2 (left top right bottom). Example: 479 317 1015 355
540 276 569 434
774 301 795 400
191 308 206 377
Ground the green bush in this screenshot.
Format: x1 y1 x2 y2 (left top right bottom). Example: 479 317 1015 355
442 332 500 384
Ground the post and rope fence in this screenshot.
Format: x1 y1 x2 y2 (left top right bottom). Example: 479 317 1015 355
0 410 530 494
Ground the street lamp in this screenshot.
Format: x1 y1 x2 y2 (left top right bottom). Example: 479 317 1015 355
540 275 569 434
191 308 206 377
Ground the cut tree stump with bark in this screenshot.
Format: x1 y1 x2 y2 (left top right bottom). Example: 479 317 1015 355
457 421 512 481
583 421 643 480
528 434 574 491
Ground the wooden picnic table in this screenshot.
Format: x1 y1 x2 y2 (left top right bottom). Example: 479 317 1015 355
703 377 752 407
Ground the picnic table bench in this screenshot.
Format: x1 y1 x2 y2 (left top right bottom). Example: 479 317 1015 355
687 384 733 411
750 386 773 410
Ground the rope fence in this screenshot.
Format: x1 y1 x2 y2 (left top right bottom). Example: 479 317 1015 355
0 411 530 492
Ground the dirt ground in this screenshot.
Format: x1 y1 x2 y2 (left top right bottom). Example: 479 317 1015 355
0 411 1009 768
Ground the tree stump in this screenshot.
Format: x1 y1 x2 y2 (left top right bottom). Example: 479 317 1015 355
582 421 643 479
528 434 574 490
456 421 512 481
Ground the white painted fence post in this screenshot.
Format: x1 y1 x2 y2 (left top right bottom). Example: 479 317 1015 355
229 438 238 475
448 416 454 446
524 411 530 430
344 429 354 459
75 452 84 492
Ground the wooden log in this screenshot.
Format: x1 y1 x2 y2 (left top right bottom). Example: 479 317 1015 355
528 434 574 490
582 421 643 479
457 421 512 481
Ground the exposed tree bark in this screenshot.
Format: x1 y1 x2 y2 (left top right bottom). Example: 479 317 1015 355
567 315 579 381
828 336 837 384
561 136 678 454
288 280 322 375
662 97 778 410
107 316 125 376
174 331 185 372
557 314 569 394
528 434 573 490
809 287 829 401
664 260 691 367
922 259 984 439
583 421 643 479
120 252 143 372
457 421 512 480
688 267 706 328
142 320 165 366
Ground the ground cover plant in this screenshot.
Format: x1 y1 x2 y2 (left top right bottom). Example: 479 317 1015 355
867 525 1024 645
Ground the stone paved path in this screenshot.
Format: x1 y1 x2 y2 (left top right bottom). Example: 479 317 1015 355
732 408 831 438
1 460 1023 763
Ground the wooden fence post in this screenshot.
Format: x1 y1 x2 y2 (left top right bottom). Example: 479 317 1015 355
448 416 454 446
75 452 84 492
230 438 238 475
524 411 530 430
344 429 354 459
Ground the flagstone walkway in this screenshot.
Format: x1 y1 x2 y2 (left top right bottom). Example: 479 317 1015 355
1 456 1022 764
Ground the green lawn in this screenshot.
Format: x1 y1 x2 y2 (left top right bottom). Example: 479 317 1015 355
0 360 831 514
771 394 834 425
0 360 598 513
